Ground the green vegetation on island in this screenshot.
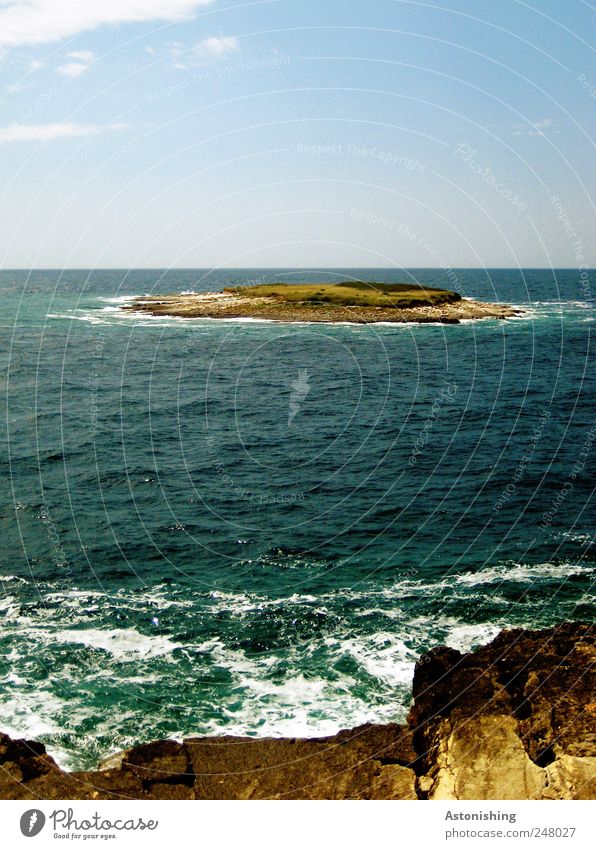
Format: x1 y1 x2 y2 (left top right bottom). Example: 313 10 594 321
223 281 462 309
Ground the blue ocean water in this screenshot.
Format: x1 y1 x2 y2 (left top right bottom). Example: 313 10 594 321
0 268 594 769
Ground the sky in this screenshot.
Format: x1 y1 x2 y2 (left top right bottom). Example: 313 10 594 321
0 0 594 269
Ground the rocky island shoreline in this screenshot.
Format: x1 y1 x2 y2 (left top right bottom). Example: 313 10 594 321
1 623 593 800
122 281 521 324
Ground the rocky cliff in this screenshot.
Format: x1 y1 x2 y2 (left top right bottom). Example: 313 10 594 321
1 622 593 800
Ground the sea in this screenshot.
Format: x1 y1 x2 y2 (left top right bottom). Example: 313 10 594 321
0 267 594 770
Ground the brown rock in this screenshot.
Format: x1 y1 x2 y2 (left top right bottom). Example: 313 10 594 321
121 739 193 787
409 622 595 771
427 716 546 800
544 755 596 800
187 723 418 799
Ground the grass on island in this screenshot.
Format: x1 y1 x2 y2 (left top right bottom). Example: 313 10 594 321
223 281 461 309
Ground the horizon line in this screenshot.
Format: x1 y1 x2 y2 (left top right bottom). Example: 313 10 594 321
1 266 593 272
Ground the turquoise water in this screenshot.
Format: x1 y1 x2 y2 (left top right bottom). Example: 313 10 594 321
0 268 594 769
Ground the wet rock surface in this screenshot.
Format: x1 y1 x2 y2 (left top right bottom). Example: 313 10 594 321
1 623 593 800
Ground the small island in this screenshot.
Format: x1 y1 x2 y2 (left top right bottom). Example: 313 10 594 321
123 281 521 324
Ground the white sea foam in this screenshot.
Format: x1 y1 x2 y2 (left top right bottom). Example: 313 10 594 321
531 300 592 308
56 627 181 660
0 689 70 743
48 309 200 328
329 633 417 686
454 561 594 585
200 685 391 740
440 620 504 652
97 295 142 304
199 643 404 739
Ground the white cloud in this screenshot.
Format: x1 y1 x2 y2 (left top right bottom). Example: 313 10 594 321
68 50 94 62
0 1 213 48
196 36 239 57
156 35 239 69
0 121 122 142
57 49 94 76
57 61 88 77
513 118 552 137
167 41 184 56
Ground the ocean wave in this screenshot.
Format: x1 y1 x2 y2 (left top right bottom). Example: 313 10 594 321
47 309 199 328
0 599 584 770
530 300 593 308
96 295 142 304
55 627 183 660
0 558 592 769
0 622 184 661
3 559 592 618
327 632 417 686
452 561 594 585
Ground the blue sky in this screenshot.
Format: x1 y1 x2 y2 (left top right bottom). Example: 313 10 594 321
0 0 594 268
